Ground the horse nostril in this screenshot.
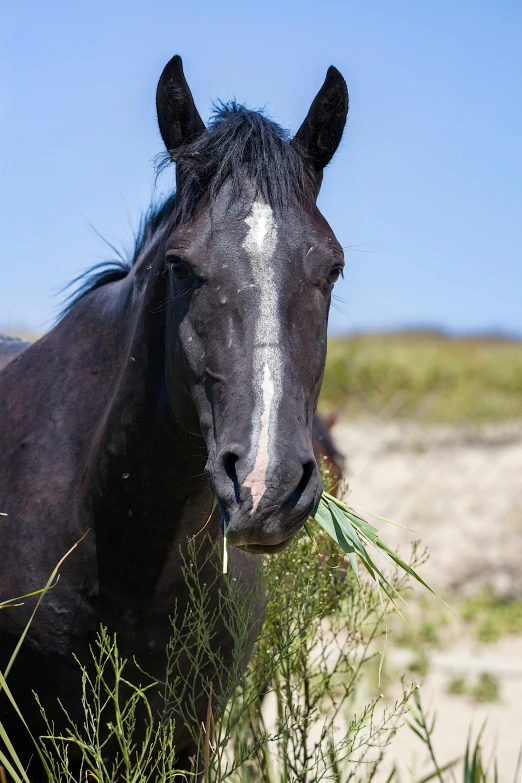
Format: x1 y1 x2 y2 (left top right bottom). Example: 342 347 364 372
283 460 316 515
223 451 238 482
221 450 241 504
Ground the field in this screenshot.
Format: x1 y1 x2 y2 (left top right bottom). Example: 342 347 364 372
322 332 522 781
321 331 522 424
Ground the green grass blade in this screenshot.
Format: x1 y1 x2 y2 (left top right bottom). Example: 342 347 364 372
0 725 31 783
372 536 435 594
311 492 441 612
2 532 89 682
414 757 461 783
0 748 29 783
313 499 411 620
0 534 89 782
0 582 60 609
351 506 420 535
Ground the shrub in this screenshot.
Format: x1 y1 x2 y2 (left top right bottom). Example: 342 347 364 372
7 530 418 782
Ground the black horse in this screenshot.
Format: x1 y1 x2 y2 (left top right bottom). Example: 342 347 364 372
0 55 348 775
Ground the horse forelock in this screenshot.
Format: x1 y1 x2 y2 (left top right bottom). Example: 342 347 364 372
156 101 316 223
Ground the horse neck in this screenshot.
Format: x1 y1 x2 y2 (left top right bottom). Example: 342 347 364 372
78 253 214 614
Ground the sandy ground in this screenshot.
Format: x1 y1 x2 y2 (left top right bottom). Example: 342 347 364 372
332 418 522 781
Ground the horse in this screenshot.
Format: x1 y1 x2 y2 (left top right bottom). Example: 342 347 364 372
0 55 348 776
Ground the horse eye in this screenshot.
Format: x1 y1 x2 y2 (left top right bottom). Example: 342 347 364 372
327 266 343 286
168 258 191 280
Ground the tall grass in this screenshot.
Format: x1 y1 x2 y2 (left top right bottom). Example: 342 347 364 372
183 534 417 780
0 531 416 781
321 332 522 423
36 631 180 782
1 463 516 781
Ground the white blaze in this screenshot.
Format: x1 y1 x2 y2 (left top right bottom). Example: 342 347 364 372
242 201 280 514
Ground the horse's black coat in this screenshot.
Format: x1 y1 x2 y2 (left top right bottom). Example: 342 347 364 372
0 55 348 777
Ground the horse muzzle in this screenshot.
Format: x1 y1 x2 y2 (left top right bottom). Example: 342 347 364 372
211 445 322 553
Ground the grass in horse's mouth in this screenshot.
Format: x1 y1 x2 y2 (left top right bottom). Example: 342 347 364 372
308 492 437 607
222 491 438 612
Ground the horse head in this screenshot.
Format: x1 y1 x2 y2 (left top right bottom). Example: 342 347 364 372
156 56 348 553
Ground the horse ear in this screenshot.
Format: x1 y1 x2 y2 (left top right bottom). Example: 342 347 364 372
292 66 348 172
156 55 206 151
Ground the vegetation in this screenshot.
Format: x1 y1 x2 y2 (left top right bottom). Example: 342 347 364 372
471 673 501 704
1 513 417 781
36 631 180 782
400 690 506 783
3 526 514 781
392 587 522 653
461 588 522 643
446 676 467 697
321 332 522 423
159 533 415 781
446 673 501 704
309 490 435 605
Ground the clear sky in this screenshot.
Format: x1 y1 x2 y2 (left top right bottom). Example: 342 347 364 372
1 0 521 336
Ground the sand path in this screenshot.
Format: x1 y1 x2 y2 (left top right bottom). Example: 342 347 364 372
332 418 522 781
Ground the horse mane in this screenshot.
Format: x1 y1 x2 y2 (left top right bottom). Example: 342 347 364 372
62 103 314 315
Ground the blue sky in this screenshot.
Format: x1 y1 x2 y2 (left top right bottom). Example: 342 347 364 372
1 0 521 335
